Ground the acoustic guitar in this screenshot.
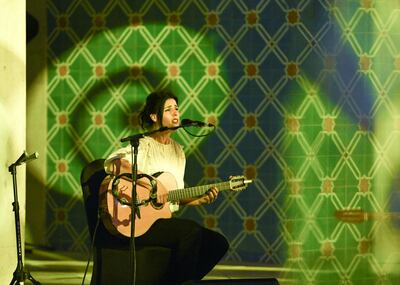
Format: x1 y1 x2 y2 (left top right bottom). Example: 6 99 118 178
99 172 252 237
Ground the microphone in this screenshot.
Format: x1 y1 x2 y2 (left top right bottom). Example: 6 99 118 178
181 118 214 128
24 152 39 164
15 151 39 166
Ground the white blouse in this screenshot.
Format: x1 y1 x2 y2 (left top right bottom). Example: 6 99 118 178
104 136 186 212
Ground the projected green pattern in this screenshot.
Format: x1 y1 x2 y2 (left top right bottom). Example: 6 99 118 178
46 1 400 284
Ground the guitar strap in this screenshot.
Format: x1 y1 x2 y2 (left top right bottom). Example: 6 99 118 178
151 171 164 178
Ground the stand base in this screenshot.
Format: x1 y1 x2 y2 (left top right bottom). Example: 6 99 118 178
10 267 41 285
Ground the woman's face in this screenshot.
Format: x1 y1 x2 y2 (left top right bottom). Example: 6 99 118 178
157 98 180 128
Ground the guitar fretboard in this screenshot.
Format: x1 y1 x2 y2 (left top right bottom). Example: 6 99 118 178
167 181 231 202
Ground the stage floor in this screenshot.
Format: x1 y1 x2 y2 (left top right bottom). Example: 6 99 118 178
23 245 285 285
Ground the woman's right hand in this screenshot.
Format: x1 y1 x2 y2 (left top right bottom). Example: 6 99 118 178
155 179 168 204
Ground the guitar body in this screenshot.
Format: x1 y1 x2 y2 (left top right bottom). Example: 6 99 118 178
99 171 251 237
99 172 177 237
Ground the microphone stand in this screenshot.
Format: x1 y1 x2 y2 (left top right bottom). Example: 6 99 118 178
9 151 41 285
120 126 179 285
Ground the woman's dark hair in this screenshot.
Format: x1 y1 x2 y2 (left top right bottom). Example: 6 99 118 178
139 90 179 130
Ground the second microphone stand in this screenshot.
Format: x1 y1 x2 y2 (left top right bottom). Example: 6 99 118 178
9 151 41 285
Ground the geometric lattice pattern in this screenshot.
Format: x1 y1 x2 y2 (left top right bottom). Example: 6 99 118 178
46 0 400 284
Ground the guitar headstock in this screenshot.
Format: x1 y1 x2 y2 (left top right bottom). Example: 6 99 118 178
229 176 252 192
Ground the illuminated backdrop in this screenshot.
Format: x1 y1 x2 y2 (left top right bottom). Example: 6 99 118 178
44 0 400 284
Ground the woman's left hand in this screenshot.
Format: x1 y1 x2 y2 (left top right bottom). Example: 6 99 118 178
197 186 219 205
180 186 219 206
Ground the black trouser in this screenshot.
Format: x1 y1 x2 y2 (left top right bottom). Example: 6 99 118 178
135 218 229 284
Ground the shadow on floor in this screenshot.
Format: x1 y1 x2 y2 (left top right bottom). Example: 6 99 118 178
24 245 287 285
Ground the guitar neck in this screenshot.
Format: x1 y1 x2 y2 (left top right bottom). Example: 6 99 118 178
167 181 231 202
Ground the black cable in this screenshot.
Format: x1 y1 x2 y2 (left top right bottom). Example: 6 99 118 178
183 125 216 137
81 211 100 285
